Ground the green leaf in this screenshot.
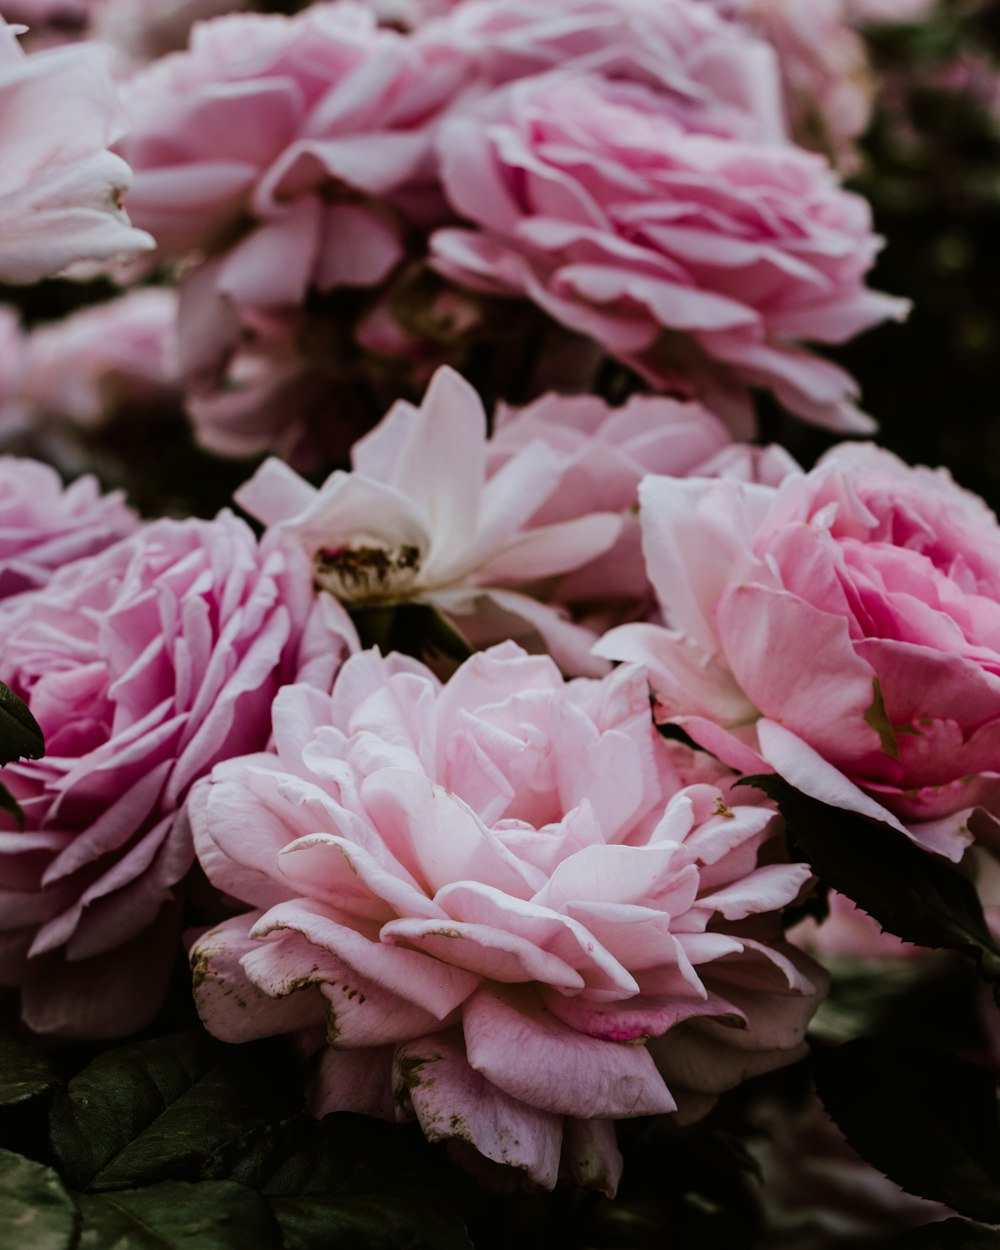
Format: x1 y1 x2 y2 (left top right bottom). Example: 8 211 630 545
272 1192 473 1250
50 1031 222 1189
0 681 43 765
813 1039 1000 1222
352 604 473 665
739 774 1000 984
50 1032 301 1192
225 1116 472 1250
890 1220 1000 1248
0 1031 59 1107
0 783 24 829
0 1147 78 1250
77 1180 282 1250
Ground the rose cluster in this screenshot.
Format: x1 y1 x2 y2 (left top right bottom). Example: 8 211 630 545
0 0 995 1229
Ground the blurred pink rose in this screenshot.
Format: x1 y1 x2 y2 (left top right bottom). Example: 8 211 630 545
117 2 472 455
846 0 935 21
748 1086 951 1247
597 443 1000 861
94 0 257 64
487 391 796 627
0 456 137 599
0 20 152 281
119 3 468 300
17 287 180 429
421 0 787 140
790 890 922 962
236 366 624 675
432 70 906 434
190 643 823 1192
0 512 355 1038
710 0 874 171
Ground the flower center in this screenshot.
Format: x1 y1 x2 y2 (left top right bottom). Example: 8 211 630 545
314 543 422 605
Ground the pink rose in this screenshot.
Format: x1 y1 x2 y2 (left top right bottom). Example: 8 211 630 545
421 0 787 141
597 443 1000 861
0 456 137 599
117 3 472 453
236 366 624 675
487 391 795 625
0 512 354 1038
0 20 152 281
790 890 923 962
710 0 874 171
432 70 907 434
119 3 469 296
17 287 180 429
95 0 256 64
190 643 823 1192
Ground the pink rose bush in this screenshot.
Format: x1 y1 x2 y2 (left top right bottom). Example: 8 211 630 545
431 68 907 434
597 442 1000 861
0 455 137 599
0 512 354 1037
236 366 624 674
0 19 152 282
190 642 823 1191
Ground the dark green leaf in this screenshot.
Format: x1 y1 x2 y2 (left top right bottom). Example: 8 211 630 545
813 1038 1000 1222
77 1179 282 1250
0 1147 77 1250
50 1032 301 1192
0 681 43 765
0 783 24 828
890 1220 1000 1248
739 775 1000 984
352 604 473 665
272 1192 472 1250
0 1031 59 1107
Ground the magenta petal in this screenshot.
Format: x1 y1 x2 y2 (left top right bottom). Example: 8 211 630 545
310 1046 397 1120
560 1119 622 1199
395 1029 564 1190
191 914 325 1044
463 986 676 1118
251 899 479 1019
381 917 585 989
22 904 180 1040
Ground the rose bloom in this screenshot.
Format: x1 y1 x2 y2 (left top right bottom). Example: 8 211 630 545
432 69 906 435
597 442 1000 861
488 390 797 628
709 0 874 172
0 456 137 599
117 2 472 453
17 287 180 429
0 512 354 1037
0 19 152 281
421 0 787 141
190 643 823 1192
236 366 623 675
118 3 470 311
